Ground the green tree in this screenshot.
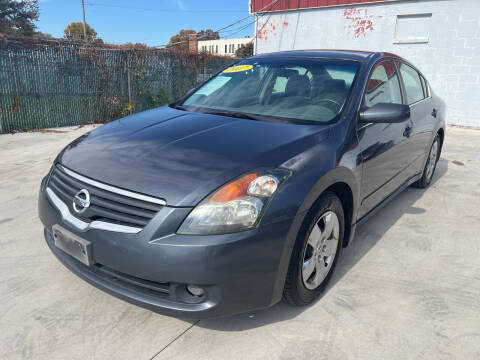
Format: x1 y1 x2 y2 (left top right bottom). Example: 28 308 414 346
235 42 254 58
167 29 219 50
64 21 97 40
0 0 39 36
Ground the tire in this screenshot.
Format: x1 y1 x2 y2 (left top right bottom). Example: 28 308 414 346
412 133 441 189
283 191 344 306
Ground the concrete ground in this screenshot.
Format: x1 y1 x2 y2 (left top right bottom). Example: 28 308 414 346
0 125 479 360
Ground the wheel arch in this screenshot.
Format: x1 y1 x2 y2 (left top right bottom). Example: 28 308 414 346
325 182 354 248
297 167 359 248
437 127 445 152
270 167 360 306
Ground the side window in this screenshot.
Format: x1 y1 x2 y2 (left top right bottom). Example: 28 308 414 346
399 63 425 104
364 61 402 108
420 75 430 97
272 76 288 93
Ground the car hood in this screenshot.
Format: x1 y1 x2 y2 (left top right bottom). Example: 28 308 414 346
58 106 328 206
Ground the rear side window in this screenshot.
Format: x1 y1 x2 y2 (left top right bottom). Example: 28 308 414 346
420 75 430 97
364 60 402 108
399 63 426 104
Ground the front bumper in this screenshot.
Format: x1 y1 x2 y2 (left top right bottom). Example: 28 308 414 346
38 181 295 318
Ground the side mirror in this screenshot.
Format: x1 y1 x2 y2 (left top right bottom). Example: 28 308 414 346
359 103 410 123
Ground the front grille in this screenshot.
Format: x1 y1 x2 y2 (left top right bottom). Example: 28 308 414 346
47 165 164 228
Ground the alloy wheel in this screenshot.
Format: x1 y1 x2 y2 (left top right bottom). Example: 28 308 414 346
302 211 340 290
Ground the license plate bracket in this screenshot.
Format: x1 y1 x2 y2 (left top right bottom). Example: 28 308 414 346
52 224 92 266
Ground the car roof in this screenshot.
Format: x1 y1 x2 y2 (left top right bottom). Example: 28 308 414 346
249 50 401 62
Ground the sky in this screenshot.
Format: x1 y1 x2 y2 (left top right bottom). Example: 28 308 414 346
37 0 254 46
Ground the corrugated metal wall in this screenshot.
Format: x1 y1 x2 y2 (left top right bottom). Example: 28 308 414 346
251 0 402 13
0 40 233 134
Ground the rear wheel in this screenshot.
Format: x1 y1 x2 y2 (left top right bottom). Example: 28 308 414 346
412 133 440 188
283 192 344 306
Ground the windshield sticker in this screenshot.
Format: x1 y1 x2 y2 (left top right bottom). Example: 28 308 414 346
223 65 253 73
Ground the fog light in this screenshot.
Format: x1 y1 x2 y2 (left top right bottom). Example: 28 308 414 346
186 284 205 297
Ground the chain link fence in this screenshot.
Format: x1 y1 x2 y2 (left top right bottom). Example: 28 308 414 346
0 39 234 134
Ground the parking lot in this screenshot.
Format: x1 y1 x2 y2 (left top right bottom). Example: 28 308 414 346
1 125 479 360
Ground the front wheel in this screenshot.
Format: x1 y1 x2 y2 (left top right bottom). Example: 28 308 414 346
283 192 344 306
412 133 441 188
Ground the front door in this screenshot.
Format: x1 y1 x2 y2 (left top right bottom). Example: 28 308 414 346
357 60 413 219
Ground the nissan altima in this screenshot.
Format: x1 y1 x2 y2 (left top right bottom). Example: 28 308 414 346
38 50 445 318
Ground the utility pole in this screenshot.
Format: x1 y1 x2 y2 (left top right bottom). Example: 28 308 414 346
81 0 87 40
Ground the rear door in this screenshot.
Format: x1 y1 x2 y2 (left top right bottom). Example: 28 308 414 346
357 60 413 219
397 62 436 177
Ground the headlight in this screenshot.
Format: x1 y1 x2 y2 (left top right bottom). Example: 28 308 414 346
177 170 289 235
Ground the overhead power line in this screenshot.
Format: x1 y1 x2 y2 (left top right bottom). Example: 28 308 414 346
159 17 254 48
251 0 281 53
158 0 280 48
222 21 256 39
85 2 246 13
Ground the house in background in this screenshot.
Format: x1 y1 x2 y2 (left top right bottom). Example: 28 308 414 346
189 36 252 57
250 0 480 127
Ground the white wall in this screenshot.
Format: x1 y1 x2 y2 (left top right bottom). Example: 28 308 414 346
199 38 252 57
255 0 480 127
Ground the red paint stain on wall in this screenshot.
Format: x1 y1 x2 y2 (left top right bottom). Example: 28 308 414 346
257 22 269 40
257 21 278 40
343 8 381 38
257 20 289 40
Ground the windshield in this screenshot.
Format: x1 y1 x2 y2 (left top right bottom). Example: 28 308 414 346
180 57 360 123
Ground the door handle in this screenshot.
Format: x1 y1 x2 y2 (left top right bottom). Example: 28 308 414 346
403 126 412 138
431 108 437 118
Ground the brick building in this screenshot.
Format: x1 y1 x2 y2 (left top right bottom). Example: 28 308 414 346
250 0 480 127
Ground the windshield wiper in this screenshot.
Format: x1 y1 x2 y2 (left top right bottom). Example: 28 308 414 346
204 110 259 121
172 104 187 111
